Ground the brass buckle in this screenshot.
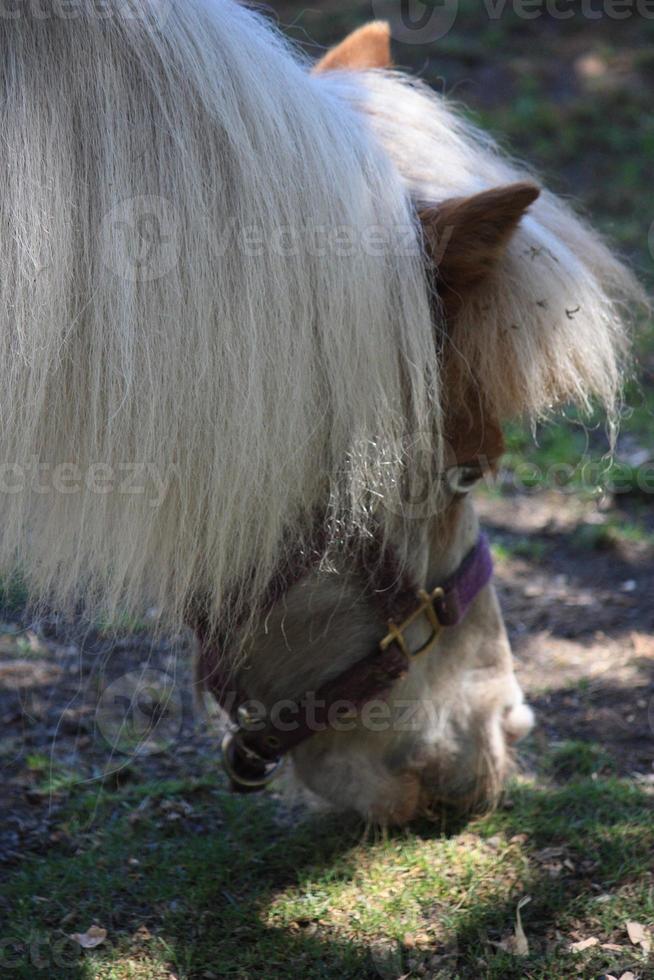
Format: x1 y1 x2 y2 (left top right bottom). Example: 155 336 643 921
379 586 445 658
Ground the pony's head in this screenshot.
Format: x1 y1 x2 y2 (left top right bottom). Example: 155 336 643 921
0 5 644 824
205 167 544 819
218 496 535 824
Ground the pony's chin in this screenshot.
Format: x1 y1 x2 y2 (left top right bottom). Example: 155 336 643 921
370 775 503 827
415 764 508 824
287 741 513 827
363 765 508 827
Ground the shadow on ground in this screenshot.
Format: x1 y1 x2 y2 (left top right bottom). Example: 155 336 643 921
2 773 652 979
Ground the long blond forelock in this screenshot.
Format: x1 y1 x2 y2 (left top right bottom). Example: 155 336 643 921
0 1 440 632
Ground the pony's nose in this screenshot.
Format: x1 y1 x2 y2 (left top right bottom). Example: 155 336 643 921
503 701 535 744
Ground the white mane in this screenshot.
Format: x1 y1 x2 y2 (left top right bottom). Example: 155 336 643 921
0 0 437 629
0 1 642 631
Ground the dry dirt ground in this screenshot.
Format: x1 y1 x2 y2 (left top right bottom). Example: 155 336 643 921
477 491 654 778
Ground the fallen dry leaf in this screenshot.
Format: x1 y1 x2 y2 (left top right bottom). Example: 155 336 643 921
69 925 107 949
569 936 599 953
402 932 432 948
492 895 532 956
631 631 654 658
627 920 651 953
509 833 529 846
533 846 566 861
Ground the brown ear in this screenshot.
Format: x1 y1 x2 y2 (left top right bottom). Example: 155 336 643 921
419 182 540 307
313 22 392 74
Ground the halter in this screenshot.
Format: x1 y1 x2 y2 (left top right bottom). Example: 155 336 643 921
194 532 493 792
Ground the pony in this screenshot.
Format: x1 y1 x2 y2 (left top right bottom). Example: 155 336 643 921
0 3 644 823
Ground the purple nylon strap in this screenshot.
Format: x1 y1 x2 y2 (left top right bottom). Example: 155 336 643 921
216 533 494 791
433 533 493 627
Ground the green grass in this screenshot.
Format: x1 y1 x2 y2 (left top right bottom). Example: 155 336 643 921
542 739 617 779
570 514 654 551
491 537 550 562
2 772 652 979
0 570 29 617
22 753 84 797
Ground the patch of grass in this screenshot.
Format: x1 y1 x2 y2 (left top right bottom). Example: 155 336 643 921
22 753 82 796
492 536 550 562
0 570 29 617
498 406 654 507
95 611 152 637
571 514 654 552
1 774 652 979
542 739 617 779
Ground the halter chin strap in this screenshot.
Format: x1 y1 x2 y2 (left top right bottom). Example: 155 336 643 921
199 533 493 793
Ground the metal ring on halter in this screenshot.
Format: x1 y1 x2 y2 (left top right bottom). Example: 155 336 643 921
221 730 285 789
